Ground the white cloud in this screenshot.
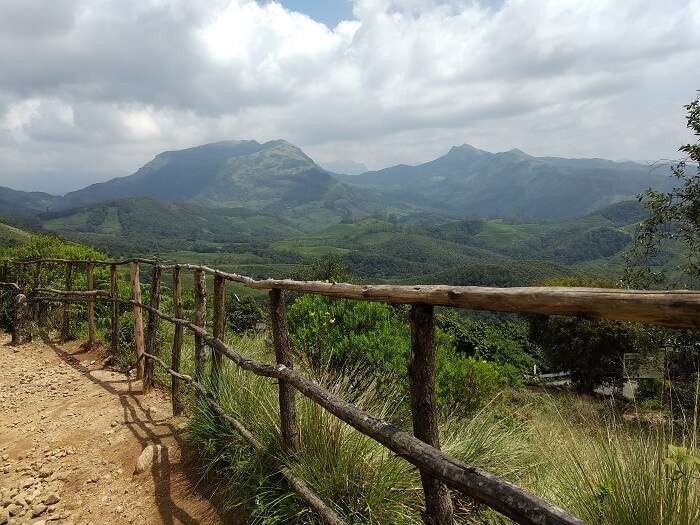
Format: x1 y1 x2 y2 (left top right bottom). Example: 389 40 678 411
0 0 698 193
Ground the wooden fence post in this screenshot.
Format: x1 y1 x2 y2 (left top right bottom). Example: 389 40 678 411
144 265 162 391
17 262 25 289
62 262 74 341
110 264 119 355
171 266 184 415
85 262 96 348
194 269 207 382
33 261 44 326
409 304 453 525
212 274 226 390
129 262 146 381
11 292 31 345
34 261 42 289
269 288 300 452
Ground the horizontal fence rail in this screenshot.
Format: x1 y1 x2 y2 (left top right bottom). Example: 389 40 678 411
6 257 700 525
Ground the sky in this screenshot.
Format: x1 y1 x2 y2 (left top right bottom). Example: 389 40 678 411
0 0 698 194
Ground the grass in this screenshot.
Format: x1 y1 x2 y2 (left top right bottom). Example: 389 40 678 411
42 289 700 524
181 339 700 524
183 335 542 524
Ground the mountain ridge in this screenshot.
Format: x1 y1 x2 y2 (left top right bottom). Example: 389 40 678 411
0 139 673 224
339 144 671 220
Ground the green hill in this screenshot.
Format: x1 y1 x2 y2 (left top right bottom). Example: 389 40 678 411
40 197 303 253
0 221 33 248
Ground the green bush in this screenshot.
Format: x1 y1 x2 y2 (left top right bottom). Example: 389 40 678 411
226 294 266 334
287 294 519 412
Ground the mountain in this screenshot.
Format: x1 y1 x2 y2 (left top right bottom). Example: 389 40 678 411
338 145 672 220
58 140 392 228
0 185 60 217
322 159 369 175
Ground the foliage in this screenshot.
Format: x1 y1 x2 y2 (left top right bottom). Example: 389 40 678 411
529 277 659 392
626 94 700 287
299 255 349 282
0 234 107 337
436 310 542 373
226 294 266 334
287 294 518 412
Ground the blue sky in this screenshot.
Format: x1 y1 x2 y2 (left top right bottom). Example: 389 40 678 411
279 0 354 27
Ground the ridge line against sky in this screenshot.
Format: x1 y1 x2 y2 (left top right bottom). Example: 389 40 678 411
0 0 698 194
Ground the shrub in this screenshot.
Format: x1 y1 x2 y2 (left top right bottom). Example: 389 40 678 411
226 294 266 334
287 294 518 412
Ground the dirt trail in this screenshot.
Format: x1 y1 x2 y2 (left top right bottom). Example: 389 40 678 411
0 333 226 525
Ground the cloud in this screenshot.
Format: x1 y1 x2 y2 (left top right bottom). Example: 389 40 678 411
0 0 698 193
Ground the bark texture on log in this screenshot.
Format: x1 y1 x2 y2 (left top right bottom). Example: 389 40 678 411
212 274 226 390
410 304 453 525
129 262 146 380
11 293 31 345
110 264 119 355
85 263 96 348
157 263 700 329
61 262 74 342
144 265 162 391
269 288 300 452
171 267 184 415
194 269 207 382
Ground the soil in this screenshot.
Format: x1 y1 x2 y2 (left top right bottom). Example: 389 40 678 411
0 332 233 525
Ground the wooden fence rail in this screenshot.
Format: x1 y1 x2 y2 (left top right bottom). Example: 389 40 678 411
6 257 700 525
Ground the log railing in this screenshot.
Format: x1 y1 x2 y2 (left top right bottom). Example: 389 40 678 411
4 257 700 525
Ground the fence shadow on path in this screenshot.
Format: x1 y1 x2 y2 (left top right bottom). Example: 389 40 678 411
39 331 246 525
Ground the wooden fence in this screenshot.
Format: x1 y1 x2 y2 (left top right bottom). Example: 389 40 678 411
3 257 700 525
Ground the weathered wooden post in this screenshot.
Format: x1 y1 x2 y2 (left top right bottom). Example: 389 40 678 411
269 288 300 452
17 262 25 289
33 260 42 288
171 266 184 415
85 262 96 348
144 265 162 391
11 291 31 345
110 264 119 355
33 261 44 327
129 262 146 381
194 269 207 382
62 262 74 342
409 304 453 525
212 274 226 390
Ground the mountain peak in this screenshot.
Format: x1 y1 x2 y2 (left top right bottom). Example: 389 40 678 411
448 143 483 154
505 148 529 157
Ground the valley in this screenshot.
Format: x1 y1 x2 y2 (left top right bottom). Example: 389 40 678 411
0 140 675 287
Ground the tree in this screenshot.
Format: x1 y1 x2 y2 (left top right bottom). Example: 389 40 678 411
226 294 265 334
528 277 658 393
626 93 700 288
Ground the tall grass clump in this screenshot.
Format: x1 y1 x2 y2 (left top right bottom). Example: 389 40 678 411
532 395 700 525
185 334 538 524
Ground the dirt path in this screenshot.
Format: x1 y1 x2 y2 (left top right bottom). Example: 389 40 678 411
0 333 227 525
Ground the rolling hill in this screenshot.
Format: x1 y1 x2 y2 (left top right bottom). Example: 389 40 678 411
0 221 33 248
57 140 396 229
40 197 303 253
0 186 60 217
339 145 672 220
